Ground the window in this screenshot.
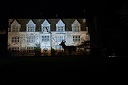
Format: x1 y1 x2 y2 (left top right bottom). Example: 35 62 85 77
27 47 35 53
57 26 64 32
27 27 35 32
73 35 80 42
42 26 49 32
72 26 80 32
11 26 19 32
27 36 35 43
10 47 19 53
42 36 49 42
56 36 64 42
12 37 19 43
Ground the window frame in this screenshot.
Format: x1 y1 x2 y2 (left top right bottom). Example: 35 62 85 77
26 47 35 53
10 47 20 53
57 26 64 32
56 35 64 42
12 36 20 43
27 26 35 32
72 26 80 32
11 26 19 32
42 35 50 42
27 36 35 43
73 35 80 42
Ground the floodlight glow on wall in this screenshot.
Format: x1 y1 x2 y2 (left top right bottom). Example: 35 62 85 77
8 19 90 56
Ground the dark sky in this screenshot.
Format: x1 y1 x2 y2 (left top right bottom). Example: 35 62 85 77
4 1 114 17
1 1 127 31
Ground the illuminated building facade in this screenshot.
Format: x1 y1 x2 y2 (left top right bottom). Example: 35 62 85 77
8 19 90 56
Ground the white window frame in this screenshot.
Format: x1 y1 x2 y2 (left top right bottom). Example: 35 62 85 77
42 35 49 42
72 26 80 32
42 26 50 32
11 26 19 32
27 26 35 32
10 47 20 53
26 47 35 54
12 36 20 43
56 35 64 42
57 26 64 32
73 35 80 42
27 36 35 43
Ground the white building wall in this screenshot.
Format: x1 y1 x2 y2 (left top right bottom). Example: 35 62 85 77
8 19 90 56
8 32 21 47
25 32 39 46
8 30 90 56
51 31 57 49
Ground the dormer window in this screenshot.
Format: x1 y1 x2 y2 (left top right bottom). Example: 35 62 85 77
56 19 65 32
26 20 36 32
42 26 50 32
11 20 21 32
41 19 50 32
27 27 35 32
11 26 20 32
72 26 80 32
57 26 64 32
72 20 81 32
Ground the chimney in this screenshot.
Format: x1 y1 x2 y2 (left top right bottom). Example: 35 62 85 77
83 19 86 23
86 27 88 33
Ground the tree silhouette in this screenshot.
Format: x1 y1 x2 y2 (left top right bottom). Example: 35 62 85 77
34 44 41 56
51 48 56 56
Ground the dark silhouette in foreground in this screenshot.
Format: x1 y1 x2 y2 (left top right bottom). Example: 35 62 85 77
59 40 76 55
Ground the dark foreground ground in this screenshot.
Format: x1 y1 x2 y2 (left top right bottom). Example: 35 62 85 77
0 56 128 84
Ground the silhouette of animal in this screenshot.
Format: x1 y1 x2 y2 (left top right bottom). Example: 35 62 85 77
59 40 76 55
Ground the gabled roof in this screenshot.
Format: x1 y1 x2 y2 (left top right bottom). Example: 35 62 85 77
10 19 21 26
26 19 36 26
8 19 88 32
72 20 80 26
56 19 65 26
41 19 50 26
